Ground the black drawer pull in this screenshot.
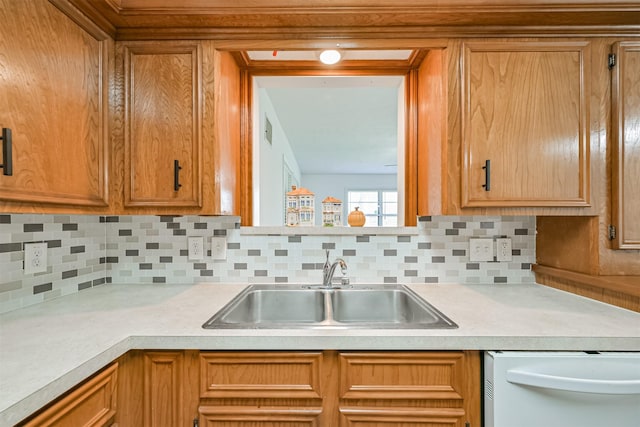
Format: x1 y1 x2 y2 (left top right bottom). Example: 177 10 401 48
482 159 490 191
1 128 12 176
174 159 182 191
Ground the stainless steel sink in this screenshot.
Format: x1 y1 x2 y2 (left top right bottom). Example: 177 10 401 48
202 284 457 329
330 287 453 326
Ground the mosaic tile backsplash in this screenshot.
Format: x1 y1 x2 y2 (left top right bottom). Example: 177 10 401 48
0 214 536 313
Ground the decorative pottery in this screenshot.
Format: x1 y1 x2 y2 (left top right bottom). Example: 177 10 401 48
286 185 315 226
348 207 366 227
322 196 343 227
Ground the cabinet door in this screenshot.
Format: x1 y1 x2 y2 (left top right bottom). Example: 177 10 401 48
116 350 200 427
461 41 590 208
124 43 202 207
611 42 640 249
0 0 108 207
338 351 479 427
20 363 117 427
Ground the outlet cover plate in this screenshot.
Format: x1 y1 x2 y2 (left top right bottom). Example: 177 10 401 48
496 238 513 262
24 242 48 274
469 238 494 262
187 236 205 261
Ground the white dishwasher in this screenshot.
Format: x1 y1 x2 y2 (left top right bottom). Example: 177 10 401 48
484 351 640 427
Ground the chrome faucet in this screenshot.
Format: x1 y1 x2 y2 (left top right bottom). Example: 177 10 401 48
322 250 348 287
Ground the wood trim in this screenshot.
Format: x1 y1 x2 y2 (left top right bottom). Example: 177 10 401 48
49 0 112 41
239 56 423 226
200 352 324 400
20 363 118 427
611 41 640 249
533 264 640 312
404 69 419 226
198 406 323 426
339 407 466 426
67 1 640 40
338 352 466 401
239 68 253 225
417 49 447 216
212 50 242 215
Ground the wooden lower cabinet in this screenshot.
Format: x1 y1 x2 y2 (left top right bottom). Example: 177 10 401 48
198 352 325 426
112 350 480 427
19 363 117 427
115 350 200 427
337 352 478 427
198 351 480 427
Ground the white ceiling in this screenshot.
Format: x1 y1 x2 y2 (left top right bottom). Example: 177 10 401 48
257 76 404 175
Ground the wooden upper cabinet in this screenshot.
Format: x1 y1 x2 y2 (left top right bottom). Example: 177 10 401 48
461 41 591 208
611 42 640 250
0 0 109 208
124 43 202 207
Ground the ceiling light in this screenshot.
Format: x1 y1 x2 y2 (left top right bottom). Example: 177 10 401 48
319 49 341 65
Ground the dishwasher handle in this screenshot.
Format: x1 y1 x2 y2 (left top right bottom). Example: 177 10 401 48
506 369 640 395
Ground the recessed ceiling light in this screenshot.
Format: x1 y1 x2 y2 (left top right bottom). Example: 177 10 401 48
319 49 342 65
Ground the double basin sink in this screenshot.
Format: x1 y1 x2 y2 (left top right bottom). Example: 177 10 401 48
202 284 457 329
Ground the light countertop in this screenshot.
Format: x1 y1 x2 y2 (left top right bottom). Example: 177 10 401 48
1 282 639 425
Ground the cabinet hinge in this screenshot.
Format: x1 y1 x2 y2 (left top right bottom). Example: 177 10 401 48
608 225 617 240
465 422 471 427
193 418 199 427
608 53 617 69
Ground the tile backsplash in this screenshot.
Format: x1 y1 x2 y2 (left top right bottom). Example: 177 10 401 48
0 214 536 313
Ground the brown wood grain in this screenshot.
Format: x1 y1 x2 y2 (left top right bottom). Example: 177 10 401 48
20 363 117 427
213 50 242 216
0 0 108 209
124 43 202 208
536 216 600 275
611 41 640 250
198 406 323 427
338 352 466 401
200 352 324 400
67 0 640 40
417 49 447 216
462 41 590 207
534 265 640 312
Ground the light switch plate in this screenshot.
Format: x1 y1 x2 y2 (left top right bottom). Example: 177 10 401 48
469 238 494 262
24 242 48 274
211 237 227 260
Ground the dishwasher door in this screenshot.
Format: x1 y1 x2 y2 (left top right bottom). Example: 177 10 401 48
484 351 640 427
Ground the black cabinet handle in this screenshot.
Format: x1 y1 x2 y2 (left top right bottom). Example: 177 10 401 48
1 128 12 176
174 159 182 191
482 159 490 191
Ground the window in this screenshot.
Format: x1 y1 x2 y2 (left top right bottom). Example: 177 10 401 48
347 190 397 226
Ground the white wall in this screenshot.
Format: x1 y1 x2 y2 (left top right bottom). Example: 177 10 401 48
253 87 301 225
302 173 397 226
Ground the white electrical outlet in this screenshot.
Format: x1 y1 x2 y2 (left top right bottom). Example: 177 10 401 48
211 237 227 260
24 242 48 274
469 238 494 262
187 236 204 261
496 237 513 262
